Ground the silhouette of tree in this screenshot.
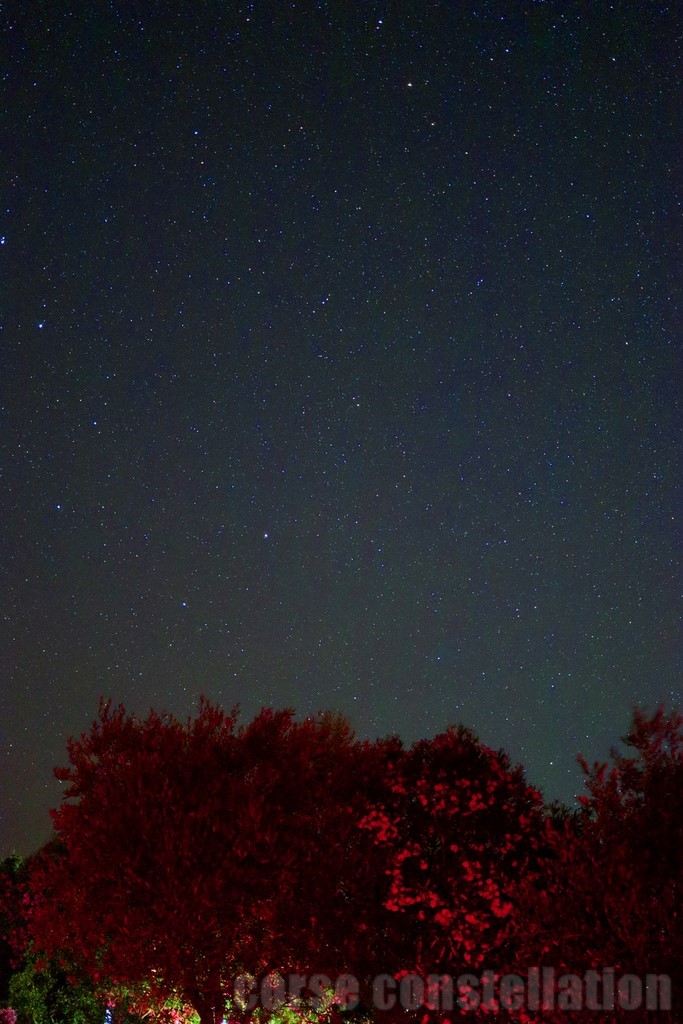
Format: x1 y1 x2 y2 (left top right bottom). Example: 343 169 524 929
511 706 682 1022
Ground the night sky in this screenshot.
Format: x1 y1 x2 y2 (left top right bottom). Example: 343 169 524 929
1 2 680 859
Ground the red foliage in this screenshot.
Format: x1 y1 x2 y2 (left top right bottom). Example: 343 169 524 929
358 724 546 983
511 706 683 1022
25 700 397 1024
18 701 682 1024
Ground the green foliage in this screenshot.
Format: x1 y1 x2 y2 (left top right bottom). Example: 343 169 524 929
229 980 372 1024
8 953 103 1024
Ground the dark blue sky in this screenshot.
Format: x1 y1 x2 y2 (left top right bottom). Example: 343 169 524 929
1 1 680 858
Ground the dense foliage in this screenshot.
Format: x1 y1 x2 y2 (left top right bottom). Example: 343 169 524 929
0 701 680 1024
357 724 546 976
0 856 26 1005
23 701 400 1023
510 706 683 1021
8 952 103 1024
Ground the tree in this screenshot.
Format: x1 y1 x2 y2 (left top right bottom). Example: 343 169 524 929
25 699 398 1024
358 723 547 1015
0 855 29 1005
8 951 104 1024
512 706 683 1022
1 852 110 1024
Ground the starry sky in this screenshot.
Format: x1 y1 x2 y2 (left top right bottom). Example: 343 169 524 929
1 2 680 859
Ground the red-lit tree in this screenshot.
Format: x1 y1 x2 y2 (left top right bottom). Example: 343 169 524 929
511 706 683 1022
26 699 680 1024
0 852 119 1024
358 723 547 1013
25 700 401 1024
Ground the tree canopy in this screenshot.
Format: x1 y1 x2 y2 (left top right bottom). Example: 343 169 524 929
4 700 679 1024
25 700 400 1024
511 705 683 1021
